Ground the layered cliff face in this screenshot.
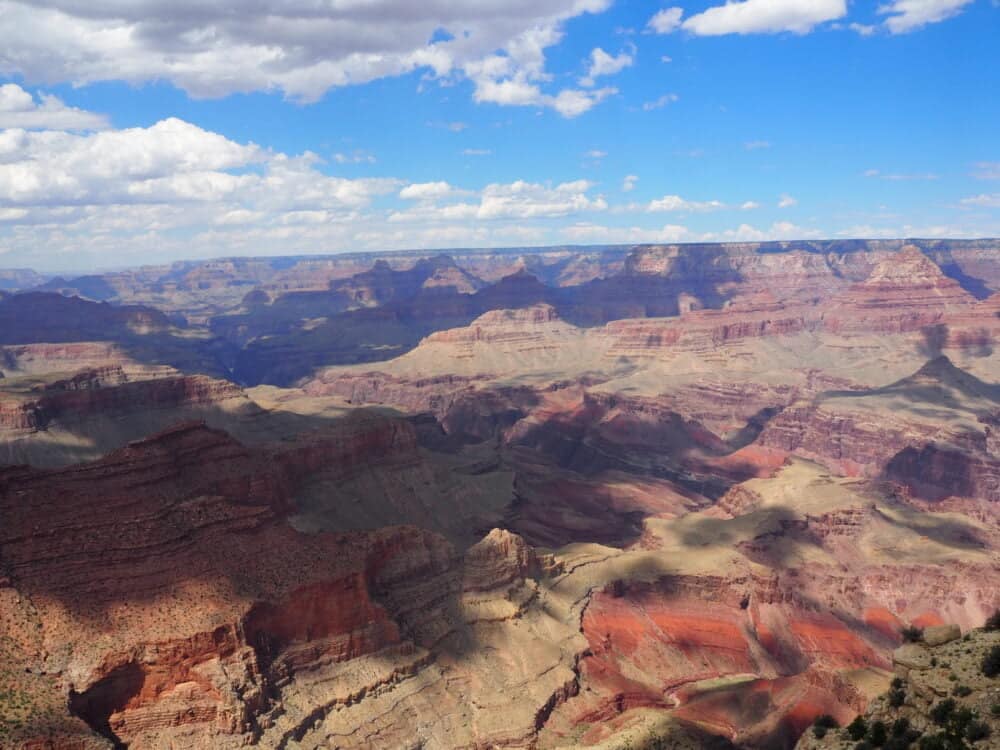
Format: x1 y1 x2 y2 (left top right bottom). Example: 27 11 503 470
0 419 589 750
0 366 266 467
3 241 1000 750
757 356 1000 501
824 246 977 335
796 624 1000 750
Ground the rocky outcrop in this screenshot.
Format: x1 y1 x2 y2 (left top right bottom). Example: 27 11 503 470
0 292 170 343
0 369 264 467
824 246 977 335
0 420 587 750
797 625 1000 750
757 357 1000 500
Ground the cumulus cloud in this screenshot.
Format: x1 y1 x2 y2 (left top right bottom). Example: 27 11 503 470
580 47 633 87
0 116 613 266
0 0 614 116
647 194 725 212
0 116 410 267
740 201 760 210
778 193 798 208
704 221 822 241
960 193 1000 209
333 150 376 164
562 222 690 243
585 149 608 159
971 162 1000 180
642 93 679 111
850 22 878 35
647 7 685 33
390 179 607 223
0 83 108 130
681 0 846 35
878 0 974 32
399 181 455 201
622 174 639 192
864 169 939 180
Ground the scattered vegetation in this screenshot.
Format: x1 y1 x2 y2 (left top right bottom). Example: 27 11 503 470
901 625 924 643
847 716 870 741
984 609 1000 631
888 687 906 708
965 721 990 743
813 714 839 740
982 644 1000 678
869 720 888 747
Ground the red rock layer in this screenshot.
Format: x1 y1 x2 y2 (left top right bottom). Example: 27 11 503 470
0 372 248 433
0 417 451 748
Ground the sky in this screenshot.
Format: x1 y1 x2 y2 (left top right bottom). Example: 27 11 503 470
0 0 997 271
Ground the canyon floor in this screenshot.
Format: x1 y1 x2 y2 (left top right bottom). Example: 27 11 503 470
1 241 999 750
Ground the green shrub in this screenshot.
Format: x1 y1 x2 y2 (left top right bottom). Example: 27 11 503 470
966 721 990 743
984 609 1000 631
930 699 956 725
952 684 972 697
891 676 905 690
814 725 828 740
869 721 888 747
888 688 906 707
814 714 839 728
982 644 1000 678
848 716 870 741
918 734 947 750
901 625 924 643
892 718 910 737
947 707 974 738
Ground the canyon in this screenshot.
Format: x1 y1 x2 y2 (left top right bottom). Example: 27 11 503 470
0 241 999 750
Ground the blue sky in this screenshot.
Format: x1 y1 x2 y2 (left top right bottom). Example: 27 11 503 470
0 0 996 271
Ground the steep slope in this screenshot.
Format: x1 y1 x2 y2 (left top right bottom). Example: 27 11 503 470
796 624 1000 750
0 421 583 750
758 356 1000 501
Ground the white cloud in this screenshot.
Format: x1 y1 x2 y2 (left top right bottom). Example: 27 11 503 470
682 0 846 35
463 148 492 156
971 162 1000 180
879 0 974 33
864 169 939 180
642 93 679 111
0 208 28 221
744 140 771 150
0 83 108 130
400 181 455 201
778 193 798 208
333 151 376 164
551 87 618 117
647 194 725 212
704 221 822 241
0 0 615 116
850 22 878 35
580 47 634 87
585 149 608 159
622 174 639 192
562 222 690 243
960 193 1000 209
389 179 607 223
740 201 760 210
648 7 685 33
